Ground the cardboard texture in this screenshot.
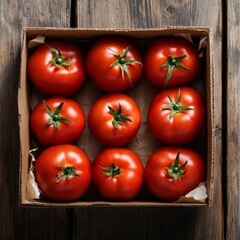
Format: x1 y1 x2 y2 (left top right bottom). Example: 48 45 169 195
18 27 214 207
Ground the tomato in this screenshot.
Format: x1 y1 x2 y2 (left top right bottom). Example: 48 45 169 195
147 87 205 144
92 148 144 200
35 144 91 202
30 97 85 146
88 93 141 146
86 37 143 92
144 37 201 87
28 41 85 96
145 147 206 201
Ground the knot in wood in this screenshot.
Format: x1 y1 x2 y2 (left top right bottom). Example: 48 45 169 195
165 5 175 14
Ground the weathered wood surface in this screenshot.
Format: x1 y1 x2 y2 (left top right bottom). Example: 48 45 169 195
0 0 235 239
226 0 240 239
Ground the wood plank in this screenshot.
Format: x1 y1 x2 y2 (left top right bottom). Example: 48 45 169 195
75 1 223 239
226 0 240 239
0 1 71 239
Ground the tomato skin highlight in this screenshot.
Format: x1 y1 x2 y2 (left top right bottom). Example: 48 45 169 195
144 147 206 201
88 93 141 146
147 87 205 144
28 41 85 96
86 37 143 92
30 97 85 146
92 148 144 200
144 37 201 87
35 144 91 202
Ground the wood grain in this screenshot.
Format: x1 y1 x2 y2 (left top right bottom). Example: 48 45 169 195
75 1 223 239
226 0 240 239
0 1 71 239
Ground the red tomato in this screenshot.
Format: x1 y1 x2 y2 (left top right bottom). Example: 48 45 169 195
28 41 85 96
88 93 141 146
144 37 201 87
92 148 144 200
86 37 143 92
145 147 206 201
30 97 85 146
35 144 91 202
147 87 205 144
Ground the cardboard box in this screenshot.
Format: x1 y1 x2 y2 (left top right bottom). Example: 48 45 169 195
18 27 214 207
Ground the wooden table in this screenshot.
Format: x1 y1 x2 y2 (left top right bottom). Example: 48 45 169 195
0 0 238 239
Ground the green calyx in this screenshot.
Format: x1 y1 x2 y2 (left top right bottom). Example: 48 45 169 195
47 45 71 68
108 103 132 129
44 100 72 129
109 46 142 86
56 164 79 183
162 55 191 87
165 151 188 181
100 162 122 177
162 88 193 121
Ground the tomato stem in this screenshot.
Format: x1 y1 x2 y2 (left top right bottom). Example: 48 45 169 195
56 164 79 182
109 46 142 87
108 103 132 130
161 88 193 121
47 44 71 68
100 162 122 177
165 151 188 181
44 100 72 129
162 54 191 87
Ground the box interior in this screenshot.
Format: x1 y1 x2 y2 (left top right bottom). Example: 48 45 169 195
18 27 214 207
